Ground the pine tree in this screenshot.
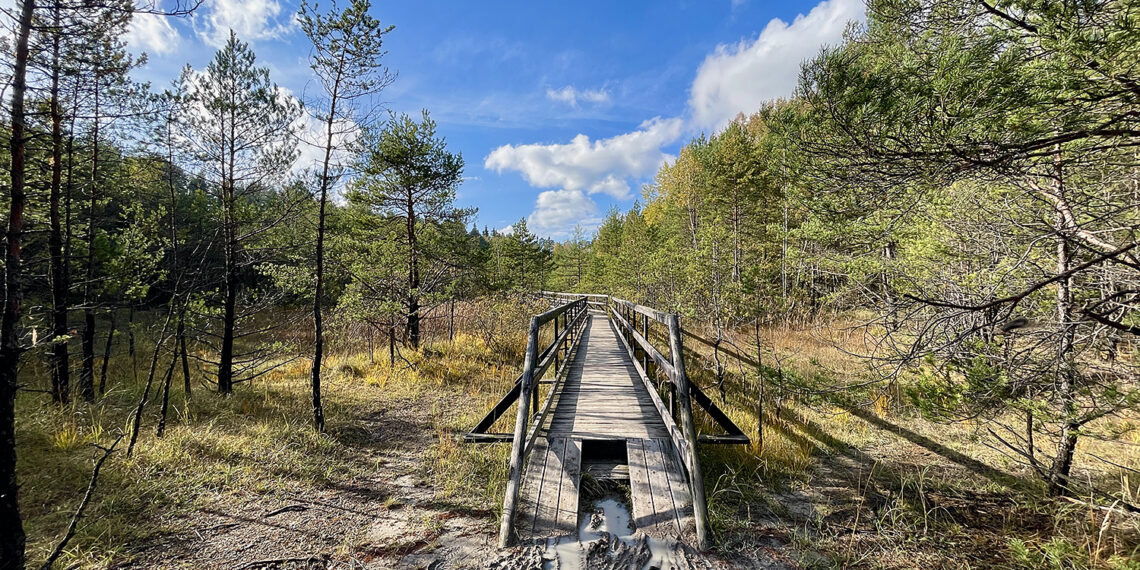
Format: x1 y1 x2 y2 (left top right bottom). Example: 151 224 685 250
348 112 463 349
177 31 300 394
300 0 393 431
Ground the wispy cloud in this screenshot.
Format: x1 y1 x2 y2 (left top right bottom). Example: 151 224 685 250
527 189 601 238
193 0 296 48
546 85 610 107
690 0 863 130
126 12 181 56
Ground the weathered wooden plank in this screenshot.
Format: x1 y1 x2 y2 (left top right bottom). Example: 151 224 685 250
657 438 696 541
554 439 582 534
530 437 565 538
642 438 680 538
626 439 656 535
544 314 671 439
516 439 552 541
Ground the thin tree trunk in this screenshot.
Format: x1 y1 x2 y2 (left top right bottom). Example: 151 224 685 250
163 112 191 400
128 306 136 382
310 166 329 432
732 201 741 282
219 182 236 394
754 318 764 452
1047 154 1079 497
1 1 36 565
178 312 190 397
156 347 178 438
80 86 101 403
128 313 175 456
218 103 238 394
406 200 420 349
48 3 70 405
310 72 341 433
98 309 116 395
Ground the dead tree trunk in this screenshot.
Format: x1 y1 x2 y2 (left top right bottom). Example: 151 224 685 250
79 86 101 403
98 309 115 394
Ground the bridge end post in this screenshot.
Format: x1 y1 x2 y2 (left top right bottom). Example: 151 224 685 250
669 313 711 550
497 315 540 548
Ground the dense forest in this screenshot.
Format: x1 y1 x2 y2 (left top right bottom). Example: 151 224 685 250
1 0 1138 568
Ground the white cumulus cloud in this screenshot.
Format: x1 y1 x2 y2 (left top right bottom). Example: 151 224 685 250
527 189 600 238
194 0 295 48
689 0 864 130
126 12 180 55
484 116 683 200
486 0 865 238
546 85 610 107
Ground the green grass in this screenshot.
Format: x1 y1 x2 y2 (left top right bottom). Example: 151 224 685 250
18 309 1139 568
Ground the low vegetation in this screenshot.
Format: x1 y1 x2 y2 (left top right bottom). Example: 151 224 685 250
16 310 1139 568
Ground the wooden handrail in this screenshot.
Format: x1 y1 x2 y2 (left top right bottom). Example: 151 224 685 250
524 305 588 456
608 296 711 550
497 296 588 548
667 312 710 550
610 305 677 380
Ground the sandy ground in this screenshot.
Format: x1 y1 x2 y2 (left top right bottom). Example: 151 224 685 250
126 400 500 569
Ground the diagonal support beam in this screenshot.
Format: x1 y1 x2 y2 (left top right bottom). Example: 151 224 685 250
688 382 748 440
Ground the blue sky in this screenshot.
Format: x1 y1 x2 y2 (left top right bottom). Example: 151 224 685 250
123 0 864 239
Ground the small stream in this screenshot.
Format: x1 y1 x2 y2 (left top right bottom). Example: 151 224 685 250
543 495 679 570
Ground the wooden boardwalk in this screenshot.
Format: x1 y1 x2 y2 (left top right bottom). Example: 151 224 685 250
514 313 695 543
471 295 746 549
544 314 668 439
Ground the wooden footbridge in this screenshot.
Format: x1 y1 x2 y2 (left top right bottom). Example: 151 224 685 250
464 293 749 550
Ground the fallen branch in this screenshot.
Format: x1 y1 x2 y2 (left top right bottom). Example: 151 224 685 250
1059 495 1140 516
40 435 124 570
235 555 328 570
263 504 308 518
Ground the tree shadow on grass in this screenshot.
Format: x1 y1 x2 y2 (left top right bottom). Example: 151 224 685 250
826 399 1037 494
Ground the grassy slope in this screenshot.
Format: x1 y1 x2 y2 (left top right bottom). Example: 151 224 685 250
682 323 1140 569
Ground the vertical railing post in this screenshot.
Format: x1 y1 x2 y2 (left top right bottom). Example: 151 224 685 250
669 382 677 419
498 315 540 548
554 316 561 372
668 313 710 550
641 314 649 371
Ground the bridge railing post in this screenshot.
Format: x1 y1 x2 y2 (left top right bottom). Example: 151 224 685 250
498 315 540 548
668 313 711 550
